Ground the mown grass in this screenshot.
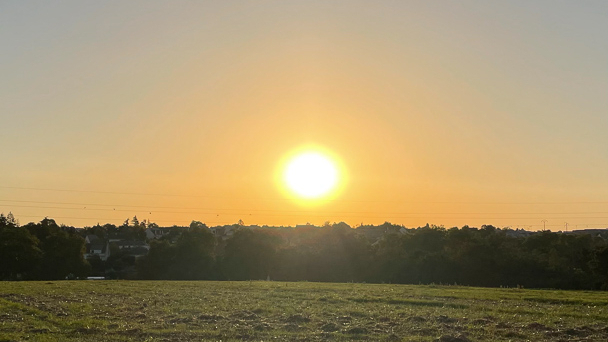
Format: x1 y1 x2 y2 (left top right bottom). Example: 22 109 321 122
0 281 607 341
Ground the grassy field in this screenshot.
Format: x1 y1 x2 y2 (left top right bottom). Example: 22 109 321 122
1 281 607 341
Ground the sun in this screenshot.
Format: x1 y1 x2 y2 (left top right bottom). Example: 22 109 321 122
283 151 340 199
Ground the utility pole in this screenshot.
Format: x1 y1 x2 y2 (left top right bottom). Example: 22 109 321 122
541 219 548 231
564 222 569 232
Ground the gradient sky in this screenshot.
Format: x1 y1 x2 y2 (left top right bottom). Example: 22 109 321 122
1 1 607 230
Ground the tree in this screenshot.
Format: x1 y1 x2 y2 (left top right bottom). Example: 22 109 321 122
83 224 108 240
24 218 90 280
0 223 42 280
137 239 175 279
171 225 215 279
222 229 281 280
189 220 207 230
0 212 19 227
137 225 215 280
591 246 608 289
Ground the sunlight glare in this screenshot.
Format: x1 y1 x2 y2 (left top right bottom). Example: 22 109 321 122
284 152 339 199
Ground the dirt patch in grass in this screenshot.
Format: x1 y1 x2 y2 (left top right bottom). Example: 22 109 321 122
284 314 310 323
198 313 225 321
231 310 259 320
320 322 339 332
436 315 458 324
527 322 550 330
435 334 470 342
344 326 368 334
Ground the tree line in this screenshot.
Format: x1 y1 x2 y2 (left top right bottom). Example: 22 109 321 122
2 213 608 290
0 214 89 280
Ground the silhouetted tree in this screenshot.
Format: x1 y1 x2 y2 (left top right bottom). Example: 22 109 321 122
0 216 42 280
3 215 608 289
24 218 89 280
137 224 215 280
221 229 281 280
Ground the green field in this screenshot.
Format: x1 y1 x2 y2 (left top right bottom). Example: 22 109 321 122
1 281 607 341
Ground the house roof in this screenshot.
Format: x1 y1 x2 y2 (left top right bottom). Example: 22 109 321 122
115 240 148 247
85 235 100 243
86 241 108 253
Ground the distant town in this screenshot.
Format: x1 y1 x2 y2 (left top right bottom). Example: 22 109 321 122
2 212 608 290
84 218 608 262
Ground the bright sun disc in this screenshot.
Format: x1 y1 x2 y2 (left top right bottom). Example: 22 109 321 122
284 152 338 199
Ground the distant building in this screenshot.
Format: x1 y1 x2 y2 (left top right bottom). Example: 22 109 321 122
355 226 387 243
145 227 172 240
113 240 150 257
114 240 149 250
565 228 608 239
85 235 111 261
210 226 237 240
504 229 535 238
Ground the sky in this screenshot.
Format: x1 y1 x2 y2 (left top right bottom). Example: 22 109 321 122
1 1 607 230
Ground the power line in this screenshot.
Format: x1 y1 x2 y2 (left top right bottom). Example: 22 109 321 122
14 215 227 225
3 199 608 216
3 185 608 204
7 203 608 221
4 186 608 228
9 215 608 229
